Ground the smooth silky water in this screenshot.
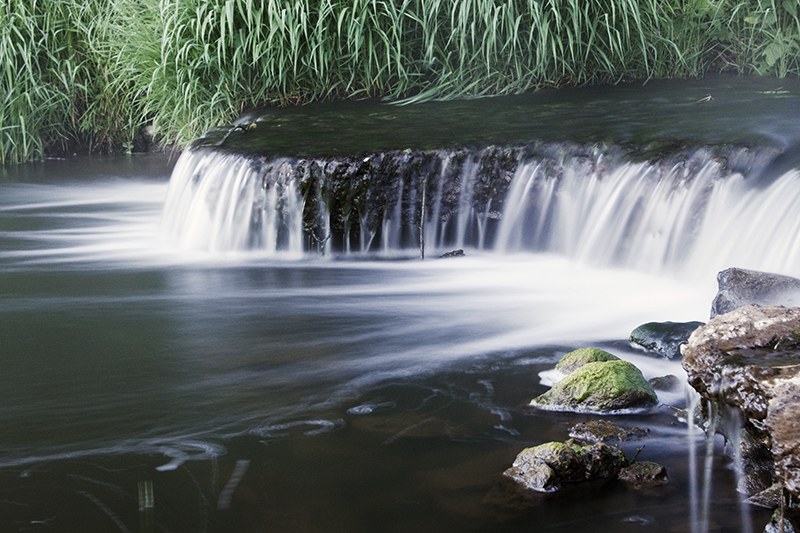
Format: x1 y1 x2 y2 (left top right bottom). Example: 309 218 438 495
3 78 799 532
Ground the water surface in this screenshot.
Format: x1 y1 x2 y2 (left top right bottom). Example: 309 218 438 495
0 83 789 531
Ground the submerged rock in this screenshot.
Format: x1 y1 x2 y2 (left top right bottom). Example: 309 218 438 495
568 420 650 443
681 305 800 499
532 360 658 412
440 249 465 258
710 267 800 319
765 507 800 533
649 374 683 392
617 461 669 487
629 321 704 359
554 347 619 375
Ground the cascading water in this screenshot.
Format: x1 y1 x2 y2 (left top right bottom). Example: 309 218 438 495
162 143 800 279
161 150 304 255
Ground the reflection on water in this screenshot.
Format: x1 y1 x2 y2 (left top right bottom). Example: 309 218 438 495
0 155 774 531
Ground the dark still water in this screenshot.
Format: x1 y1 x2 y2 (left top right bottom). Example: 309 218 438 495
0 154 775 532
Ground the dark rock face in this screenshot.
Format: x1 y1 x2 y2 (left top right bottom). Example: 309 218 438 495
269 146 522 253
710 267 800 319
766 377 800 495
681 305 800 499
629 321 705 359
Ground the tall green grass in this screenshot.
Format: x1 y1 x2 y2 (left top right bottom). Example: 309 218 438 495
3 0 800 164
0 0 142 163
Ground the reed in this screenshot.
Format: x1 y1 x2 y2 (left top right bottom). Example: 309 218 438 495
3 0 800 164
0 0 144 164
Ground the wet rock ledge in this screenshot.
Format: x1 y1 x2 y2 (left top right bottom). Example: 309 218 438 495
682 268 800 514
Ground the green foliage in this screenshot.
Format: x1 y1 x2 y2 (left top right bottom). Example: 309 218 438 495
3 0 800 164
0 0 143 163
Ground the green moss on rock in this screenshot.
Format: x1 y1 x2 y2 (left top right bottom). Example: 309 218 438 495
532 360 658 412
504 439 628 492
510 441 585 482
555 347 620 375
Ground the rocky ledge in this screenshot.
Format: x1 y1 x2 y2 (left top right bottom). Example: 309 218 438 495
682 304 800 504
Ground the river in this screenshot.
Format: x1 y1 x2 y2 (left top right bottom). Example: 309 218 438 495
2 76 797 531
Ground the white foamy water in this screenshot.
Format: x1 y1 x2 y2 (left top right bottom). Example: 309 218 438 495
158 146 800 284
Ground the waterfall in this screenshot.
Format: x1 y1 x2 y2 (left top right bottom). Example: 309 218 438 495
161 151 304 256
161 144 800 277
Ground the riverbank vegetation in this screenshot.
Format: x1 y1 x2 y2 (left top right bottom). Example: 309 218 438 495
2 0 800 163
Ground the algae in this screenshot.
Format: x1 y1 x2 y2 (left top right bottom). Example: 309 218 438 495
533 360 658 412
555 347 620 375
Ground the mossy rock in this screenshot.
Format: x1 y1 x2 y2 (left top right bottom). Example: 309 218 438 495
576 441 628 479
555 347 619 375
508 441 585 483
503 460 560 493
532 360 658 412
504 439 627 492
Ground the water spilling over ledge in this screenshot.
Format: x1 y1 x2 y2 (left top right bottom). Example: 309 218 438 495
162 76 800 279
162 143 800 279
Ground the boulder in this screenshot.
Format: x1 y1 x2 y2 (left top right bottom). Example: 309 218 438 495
555 347 619 375
568 420 650 443
629 321 704 359
681 305 800 499
532 360 658 413
710 267 800 319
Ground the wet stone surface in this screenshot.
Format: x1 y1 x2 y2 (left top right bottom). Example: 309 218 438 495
681 304 800 499
568 420 650 443
629 321 704 359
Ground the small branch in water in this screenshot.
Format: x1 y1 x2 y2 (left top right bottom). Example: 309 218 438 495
217 460 250 510
307 226 331 253
420 176 427 260
215 122 257 146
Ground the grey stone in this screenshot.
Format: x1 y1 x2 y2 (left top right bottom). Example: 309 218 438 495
630 321 704 359
710 267 800 319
